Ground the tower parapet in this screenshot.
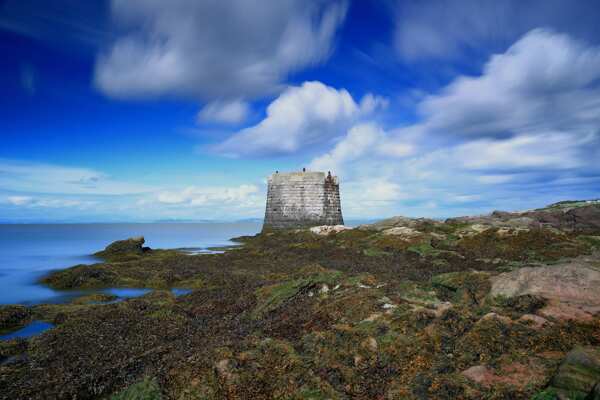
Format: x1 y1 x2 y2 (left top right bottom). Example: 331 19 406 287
263 170 344 229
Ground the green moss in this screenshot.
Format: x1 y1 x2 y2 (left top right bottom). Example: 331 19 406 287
431 271 491 305
292 387 331 400
252 268 342 317
110 377 162 400
70 293 118 305
577 235 600 249
363 248 391 257
407 242 438 257
5 214 600 399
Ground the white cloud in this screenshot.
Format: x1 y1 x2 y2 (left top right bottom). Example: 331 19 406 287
359 94 389 114
2 195 93 209
0 159 151 195
0 158 267 221
393 0 600 62
456 132 589 170
197 100 250 125
213 82 386 157
309 123 413 174
95 0 348 100
156 184 260 207
6 196 33 206
419 29 600 139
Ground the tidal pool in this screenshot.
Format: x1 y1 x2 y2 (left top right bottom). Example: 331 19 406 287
0 321 54 340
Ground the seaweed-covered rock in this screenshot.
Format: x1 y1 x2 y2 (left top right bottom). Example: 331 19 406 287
0 305 31 331
432 271 491 305
95 236 146 260
523 204 600 232
358 216 440 231
490 263 600 321
550 346 600 398
2 199 599 399
110 377 162 400
591 383 600 400
461 361 547 389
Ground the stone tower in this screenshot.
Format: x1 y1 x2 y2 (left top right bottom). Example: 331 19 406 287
263 170 344 229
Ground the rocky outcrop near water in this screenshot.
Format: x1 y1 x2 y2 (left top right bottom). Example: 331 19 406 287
1 200 600 399
94 236 148 261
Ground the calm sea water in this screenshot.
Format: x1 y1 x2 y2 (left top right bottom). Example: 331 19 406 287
0 223 262 305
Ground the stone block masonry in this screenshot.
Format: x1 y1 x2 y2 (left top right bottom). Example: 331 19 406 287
263 170 344 229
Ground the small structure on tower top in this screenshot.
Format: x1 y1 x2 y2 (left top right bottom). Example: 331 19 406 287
263 169 344 229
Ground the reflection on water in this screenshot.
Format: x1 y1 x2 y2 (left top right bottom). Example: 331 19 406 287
171 288 193 296
102 288 152 298
0 320 54 340
0 222 261 305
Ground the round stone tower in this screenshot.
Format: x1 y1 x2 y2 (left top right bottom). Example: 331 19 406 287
263 170 344 229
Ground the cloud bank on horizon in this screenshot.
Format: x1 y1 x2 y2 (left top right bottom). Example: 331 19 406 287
1 0 600 222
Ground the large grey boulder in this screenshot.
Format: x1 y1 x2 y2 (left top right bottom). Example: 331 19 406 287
490 262 600 321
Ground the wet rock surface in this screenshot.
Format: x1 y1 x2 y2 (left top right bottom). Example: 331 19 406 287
0 305 32 332
1 201 600 399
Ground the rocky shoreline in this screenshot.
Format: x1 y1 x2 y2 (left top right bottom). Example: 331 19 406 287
1 200 600 399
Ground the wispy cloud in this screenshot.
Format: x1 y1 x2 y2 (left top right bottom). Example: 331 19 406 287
95 0 348 100
0 159 151 195
393 0 600 62
197 100 250 125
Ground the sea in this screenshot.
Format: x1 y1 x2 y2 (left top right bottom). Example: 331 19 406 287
0 222 262 306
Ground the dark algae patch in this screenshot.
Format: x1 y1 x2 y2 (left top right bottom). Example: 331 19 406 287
2 201 600 399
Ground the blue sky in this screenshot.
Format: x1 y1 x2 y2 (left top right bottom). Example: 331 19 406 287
1 0 600 222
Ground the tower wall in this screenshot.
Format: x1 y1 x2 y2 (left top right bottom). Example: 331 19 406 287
263 171 344 229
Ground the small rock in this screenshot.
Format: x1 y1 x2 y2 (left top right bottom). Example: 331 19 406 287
433 302 453 318
462 365 495 386
381 226 422 239
362 313 382 322
470 224 491 233
361 337 378 352
518 314 550 329
309 225 352 236
353 355 363 367
538 303 596 322
215 359 235 382
480 312 512 325
551 346 600 397
462 361 547 389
